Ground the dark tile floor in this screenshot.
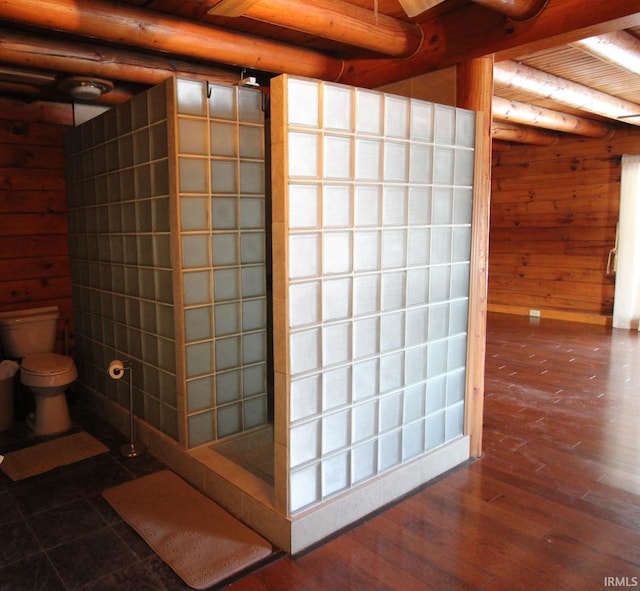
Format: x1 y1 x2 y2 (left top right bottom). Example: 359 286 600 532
0 398 244 591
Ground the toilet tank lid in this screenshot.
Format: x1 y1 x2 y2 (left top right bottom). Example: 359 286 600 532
21 353 74 375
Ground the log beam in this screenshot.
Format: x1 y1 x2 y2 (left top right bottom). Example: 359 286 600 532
472 0 548 21
572 30 640 76
492 121 559 145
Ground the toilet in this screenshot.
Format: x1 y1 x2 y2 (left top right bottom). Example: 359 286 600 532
0 306 77 436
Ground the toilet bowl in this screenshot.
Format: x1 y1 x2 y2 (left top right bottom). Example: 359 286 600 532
20 353 77 436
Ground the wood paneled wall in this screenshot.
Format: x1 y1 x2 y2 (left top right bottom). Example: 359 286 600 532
0 99 74 354
489 126 640 324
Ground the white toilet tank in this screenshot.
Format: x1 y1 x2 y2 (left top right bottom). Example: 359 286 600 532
0 306 60 359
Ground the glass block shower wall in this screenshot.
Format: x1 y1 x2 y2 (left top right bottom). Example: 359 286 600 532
271 75 475 514
175 79 269 448
65 82 178 440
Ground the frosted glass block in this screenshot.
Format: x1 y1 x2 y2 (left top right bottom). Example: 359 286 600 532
291 374 322 422
188 412 214 447
287 78 319 127
355 186 381 227
452 227 471 263
353 358 379 401
356 89 382 135
353 274 380 316
212 233 238 266
181 197 209 231
243 364 267 396
434 147 455 185
323 185 351 227
240 198 264 229
323 322 351 367
426 411 445 450
290 281 320 327
447 369 466 405
240 161 264 195
185 307 212 342
289 234 320 279
385 95 409 138
323 277 352 321
429 303 450 341
324 84 352 131
214 268 240 301
239 125 263 158
381 271 406 311
456 109 476 148
244 395 268 429
323 232 352 275
208 83 236 119
187 376 213 412
238 88 263 124
403 420 425 460
352 439 377 483
380 351 404 393
290 328 321 375
214 302 240 336
289 132 319 177
407 268 429 307
212 197 237 229
241 232 265 264
431 227 452 265
406 306 428 346
427 375 446 413
410 100 434 142
243 331 266 365
241 266 266 297
183 271 211 306
290 463 320 513
324 136 352 179
354 316 380 359
186 341 213 377
182 234 210 268
404 384 426 423
290 420 321 467
379 391 403 433
216 335 240 371
445 402 465 441
451 263 470 299
380 311 404 352
450 299 469 334
355 139 382 181
211 160 237 193
379 430 401 472
324 366 351 410
179 158 207 193
176 78 206 116
427 339 448 378
178 118 207 154
216 370 242 406
353 231 380 273
454 149 475 186
289 184 320 228
405 345 428 385
243 298 266 332
408 143 434 184
322 410 350 454
453 188 473 225
352 399 377 443
382 229 406 269
434 104 456 145
448 334 467 371
210 121 237 157
384 141 408 182
382 186 407 227
407 187 431 226
218 403 241 438
322 452 350 497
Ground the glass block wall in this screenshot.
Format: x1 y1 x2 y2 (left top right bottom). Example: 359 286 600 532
271 75 475 514
175 79 269 447
66 82 178 439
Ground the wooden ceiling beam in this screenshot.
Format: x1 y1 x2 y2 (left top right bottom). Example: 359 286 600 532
572 30 640 76
492 121 559 145
472 0 548 21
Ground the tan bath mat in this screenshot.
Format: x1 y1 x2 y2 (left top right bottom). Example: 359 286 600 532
0 431 109 480
102 470 272 589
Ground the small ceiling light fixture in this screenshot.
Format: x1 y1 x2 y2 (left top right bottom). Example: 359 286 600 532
59 76 114 100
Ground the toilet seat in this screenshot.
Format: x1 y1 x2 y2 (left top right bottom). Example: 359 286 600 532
20 353 78 387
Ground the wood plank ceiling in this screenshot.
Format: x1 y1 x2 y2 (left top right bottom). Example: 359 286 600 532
1 0 640 144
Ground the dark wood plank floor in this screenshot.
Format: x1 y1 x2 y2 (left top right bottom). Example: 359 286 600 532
226 313 640 591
